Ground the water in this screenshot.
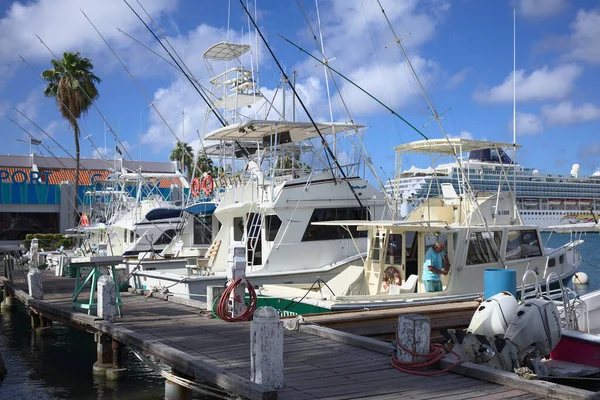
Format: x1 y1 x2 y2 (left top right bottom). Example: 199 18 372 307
1 233 600 399
543 232 600 294
0 302 167 400
0 303 224 400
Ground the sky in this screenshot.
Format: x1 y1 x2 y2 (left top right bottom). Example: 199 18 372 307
0 0 599 185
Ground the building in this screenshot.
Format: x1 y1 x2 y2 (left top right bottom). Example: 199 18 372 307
0 154 182 242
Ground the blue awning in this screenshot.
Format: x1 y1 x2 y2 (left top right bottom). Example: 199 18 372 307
184 202 217 215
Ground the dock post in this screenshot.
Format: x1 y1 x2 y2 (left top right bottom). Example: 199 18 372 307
35 314 52 337
106 339 127 380
396 314 430 363
251 306 284 389
27 268 44 300
165 369 192 400
207 285 225 311
0 351 6 381
1 286 14 311
93 333 114 375
227 242 247 317
97 275 117 322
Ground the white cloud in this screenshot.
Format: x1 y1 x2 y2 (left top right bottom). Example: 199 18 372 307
474 64 582 103
448 130 473 139
14 89 43 123
0 0 176 79
510 112 544 136
514 0 566 18
542 101 600 126
564 9 600 65
445 68 471 89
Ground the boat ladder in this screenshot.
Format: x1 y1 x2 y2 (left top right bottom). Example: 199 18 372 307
365 229 389 295
245 212 263 270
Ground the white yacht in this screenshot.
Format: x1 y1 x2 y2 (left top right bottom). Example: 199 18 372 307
128 42 390 299
257 139 582 312
387 140 600 230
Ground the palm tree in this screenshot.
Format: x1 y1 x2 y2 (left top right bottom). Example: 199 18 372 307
170 141 194 178
195 152 217 177
42 52 101 195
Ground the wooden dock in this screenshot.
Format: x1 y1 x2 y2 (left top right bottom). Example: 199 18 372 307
0 269 594 400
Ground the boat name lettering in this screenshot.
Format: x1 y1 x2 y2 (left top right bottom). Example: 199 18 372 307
497 210 510 216
0 169 52 184
351 185 367 189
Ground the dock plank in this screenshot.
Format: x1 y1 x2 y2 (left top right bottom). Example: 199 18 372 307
0 271 576 400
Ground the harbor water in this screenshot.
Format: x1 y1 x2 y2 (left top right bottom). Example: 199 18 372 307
1 233 600 399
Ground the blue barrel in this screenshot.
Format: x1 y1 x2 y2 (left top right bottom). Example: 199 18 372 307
484 269 517 299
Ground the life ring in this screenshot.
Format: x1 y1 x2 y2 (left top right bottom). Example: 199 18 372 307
382 266 402 291
201 175 214 196
191 177 201 197
80 213 89 227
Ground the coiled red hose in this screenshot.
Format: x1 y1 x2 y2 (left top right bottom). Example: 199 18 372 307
215 277 257 322
391 330 463 376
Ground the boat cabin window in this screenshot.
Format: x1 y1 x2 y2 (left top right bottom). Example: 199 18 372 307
405 232 419 278
153 229 176 246
265 215 282 241
386 234 402 265
505 229 542 261
466 231 502 265
233 217 244 241
193 216 212 245
302 207 368 241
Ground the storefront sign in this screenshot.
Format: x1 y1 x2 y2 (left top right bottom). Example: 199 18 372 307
0 170 53 184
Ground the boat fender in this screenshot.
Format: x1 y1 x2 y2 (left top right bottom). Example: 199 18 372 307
572 272 589 285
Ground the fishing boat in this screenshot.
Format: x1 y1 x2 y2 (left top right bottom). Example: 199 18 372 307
126 41 391 299
255 139 582 312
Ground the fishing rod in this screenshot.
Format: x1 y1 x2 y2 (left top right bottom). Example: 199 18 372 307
13 106 78 161
18 54 112 165
7 116 70 170
81 9 201 176
238 0 364 208
122 0 251 161
116 28 179 70
295 0 396 216
7 115 86 216
35 34 134 162
277 34 428 141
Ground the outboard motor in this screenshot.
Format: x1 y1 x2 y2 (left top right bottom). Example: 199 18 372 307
497 298 562 375
451 292 561 376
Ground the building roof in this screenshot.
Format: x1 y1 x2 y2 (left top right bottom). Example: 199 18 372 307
0 154 177 173
0 154 182 188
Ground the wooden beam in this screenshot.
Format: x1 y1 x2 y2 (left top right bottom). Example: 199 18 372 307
94 321 277 400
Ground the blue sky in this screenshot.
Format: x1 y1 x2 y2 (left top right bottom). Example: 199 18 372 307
0 0 599 183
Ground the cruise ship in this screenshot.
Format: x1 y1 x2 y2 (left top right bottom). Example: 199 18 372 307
386 141 600 230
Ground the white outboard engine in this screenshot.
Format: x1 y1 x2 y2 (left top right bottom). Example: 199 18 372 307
459 292 519 369
452 292 561 376
498 298 562 375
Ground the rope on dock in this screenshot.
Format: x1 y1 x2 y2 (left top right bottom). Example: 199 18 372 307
214 277 257 322
391 330 463 376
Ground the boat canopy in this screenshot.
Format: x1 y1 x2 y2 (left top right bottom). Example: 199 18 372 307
183 202 217 215
394 138 521 155
547 223 600 232
203 42 250 61
204 120 363 142
145 208 183 221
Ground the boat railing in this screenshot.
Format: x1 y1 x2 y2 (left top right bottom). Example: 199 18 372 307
520 265 542 301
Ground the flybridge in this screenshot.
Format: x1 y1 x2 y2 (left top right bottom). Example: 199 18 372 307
0 169 52 184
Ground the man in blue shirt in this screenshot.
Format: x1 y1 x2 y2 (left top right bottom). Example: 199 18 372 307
422 240 451 292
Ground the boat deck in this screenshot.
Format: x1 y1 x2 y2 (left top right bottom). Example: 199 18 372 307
0 268 591 400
